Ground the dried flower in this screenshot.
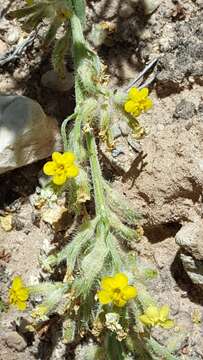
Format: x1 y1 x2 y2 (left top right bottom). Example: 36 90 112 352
140 305 174 329
43 152 79 185
9 276 29 311
124 87 152 117
97 273 137 307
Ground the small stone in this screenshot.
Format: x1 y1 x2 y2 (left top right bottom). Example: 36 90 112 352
142 0 161 15
5 27 20 45
198 103 203 113
0 95 61 174
111 124 121 139
112 145 125 158
173 100 196 120
176 221 203 260
180 252 203 288
5 331 27 352
0 39 7 55
119 121 130 136
0 214 13 232
41 70 74 92
13 68 29 81
119 3 134 18
127 136 142 152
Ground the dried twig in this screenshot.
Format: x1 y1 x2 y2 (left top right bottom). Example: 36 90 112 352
0 31 36 66
125 57 159 91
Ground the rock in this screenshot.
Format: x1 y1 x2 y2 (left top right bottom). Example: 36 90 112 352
127 136 142 152
0 214 13 232
0 39 7 55
119 121 131 136
112 145 125 157
5 27 20 45
119 3 134 18
176 221 203 260
0 95 61 174
180 252 203 288
41 70 74 92
142 0 161 15
173 100 196 120
5 331 27 352
156 16 203 95
41 205 69 231
111 124 121 139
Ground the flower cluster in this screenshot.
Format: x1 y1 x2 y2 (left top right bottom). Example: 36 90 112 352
124 87 152 118
140 305 174 329
43 152 79 185
97 273 137 307
9 276 29 311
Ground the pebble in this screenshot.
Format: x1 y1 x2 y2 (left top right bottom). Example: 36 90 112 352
0 95 61 174
111 124 121 139
112 145 125 158
119 120 130 136
119 3 134 18
0 39 7 55
143 0 161 15
41 70 74 92
5 331 27 352
5 27 20 45
173 100 196 120
127 136 142 152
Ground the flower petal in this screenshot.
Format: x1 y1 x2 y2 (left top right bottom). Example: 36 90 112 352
159 305 170 321
114 298 126 307
97 290 112 304
139 87 149 98
161 319 174 329
16 300 27 311
114 273 128 289
101 276 115 291
66 165 79 178
124 100 136 113
123 285 137 300
12 276 23 291
144 98 153 111
52 152 63 163
140 314 153 326
145 306 159 322
53 173 67 185
61 152 75 165
128 87 140 100
17 288 29 301
43 161 57 176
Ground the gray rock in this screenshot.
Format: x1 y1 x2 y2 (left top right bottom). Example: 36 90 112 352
119 121 131 136
180 252 203 287
173 100 196 120
112 145 125 157
111 124 121 139
0 95 61 174
41 70 74 92
176 221 203 260
127 136 142 152
5 331 27 352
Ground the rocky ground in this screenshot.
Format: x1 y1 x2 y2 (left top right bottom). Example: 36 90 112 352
0 0 203 359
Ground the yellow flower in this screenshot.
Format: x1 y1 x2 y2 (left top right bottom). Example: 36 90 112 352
9 276 29 311
124 87 153 117
43 152 79 186
97 273 137 307
140 305 174 329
